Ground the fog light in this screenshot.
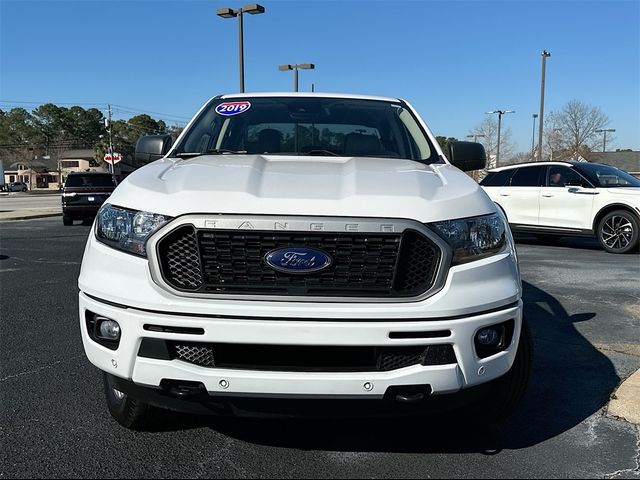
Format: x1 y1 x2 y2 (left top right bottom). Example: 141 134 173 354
474 321 513 359
97 318 121 340
477 327 500 347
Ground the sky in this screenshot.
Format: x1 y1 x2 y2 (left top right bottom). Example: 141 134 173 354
1 0 638 153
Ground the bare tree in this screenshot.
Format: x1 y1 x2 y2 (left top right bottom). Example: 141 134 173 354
545 100 610 159
469 117 515 171
503 151 533 165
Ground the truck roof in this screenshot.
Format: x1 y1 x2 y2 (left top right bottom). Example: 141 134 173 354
217 92 402 103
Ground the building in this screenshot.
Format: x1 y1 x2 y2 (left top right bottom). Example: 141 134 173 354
2 149 110 190
59 149 106 184
3 157 60 190
581 151 640 178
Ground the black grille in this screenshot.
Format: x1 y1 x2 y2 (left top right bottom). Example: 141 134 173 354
156 226 442 298
166 342 456 372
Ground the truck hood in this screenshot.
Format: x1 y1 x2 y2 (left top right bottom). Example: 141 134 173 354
109 155 496 223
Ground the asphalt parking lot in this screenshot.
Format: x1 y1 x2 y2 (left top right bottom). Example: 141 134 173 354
1 218 639 478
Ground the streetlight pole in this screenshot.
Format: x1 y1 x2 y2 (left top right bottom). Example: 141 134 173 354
466 134 486 143
217 4 266 93
485 110 514 167
538 50 551 161
531 113 538 160
595 128 616 152
278 63 315 92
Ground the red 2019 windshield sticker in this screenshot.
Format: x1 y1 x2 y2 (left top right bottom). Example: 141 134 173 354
215 101 251 116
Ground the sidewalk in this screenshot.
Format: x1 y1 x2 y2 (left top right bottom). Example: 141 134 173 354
0 208 61 222
608 368 640 425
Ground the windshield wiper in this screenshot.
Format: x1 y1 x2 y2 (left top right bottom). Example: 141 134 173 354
304 150 340 157
175 149 247 158
206 148 247 154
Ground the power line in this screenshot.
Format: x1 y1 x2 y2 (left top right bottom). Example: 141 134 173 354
110 105 191 122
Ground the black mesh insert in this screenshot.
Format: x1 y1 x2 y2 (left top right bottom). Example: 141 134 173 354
395 230 440 295
162 341 457 372
156 226 442 298
158 226 203 291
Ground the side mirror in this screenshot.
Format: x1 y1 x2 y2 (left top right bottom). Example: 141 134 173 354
447 141 487 172
135 135 173 164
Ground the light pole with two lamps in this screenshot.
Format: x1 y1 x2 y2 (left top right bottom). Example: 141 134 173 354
485 110 514 167
278 64 315 92
216 4 266 93
466 134 486 143
595 128 616 152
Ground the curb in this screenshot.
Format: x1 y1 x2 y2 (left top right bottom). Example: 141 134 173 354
607 368 640 425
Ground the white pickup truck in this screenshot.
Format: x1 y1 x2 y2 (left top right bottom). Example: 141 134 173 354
78 93 530 429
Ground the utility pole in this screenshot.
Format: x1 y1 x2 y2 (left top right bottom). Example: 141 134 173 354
107 105 115 180
531 113 538 160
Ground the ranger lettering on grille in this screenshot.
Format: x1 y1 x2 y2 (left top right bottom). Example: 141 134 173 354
203 220 398 232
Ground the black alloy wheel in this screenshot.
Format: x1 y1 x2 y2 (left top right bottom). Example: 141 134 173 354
597 210 639 254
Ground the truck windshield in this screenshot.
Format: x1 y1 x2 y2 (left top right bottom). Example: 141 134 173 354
174 97 437 162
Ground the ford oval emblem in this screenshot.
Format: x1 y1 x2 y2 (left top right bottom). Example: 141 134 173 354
265 247 333 274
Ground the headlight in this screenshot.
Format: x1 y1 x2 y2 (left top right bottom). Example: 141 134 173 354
95 204 172 257
430 212 508 265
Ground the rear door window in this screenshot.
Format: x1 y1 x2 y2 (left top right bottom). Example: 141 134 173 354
509 166 544 187
481 170 514 187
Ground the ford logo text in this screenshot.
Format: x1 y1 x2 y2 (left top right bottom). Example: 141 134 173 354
265 247 333 274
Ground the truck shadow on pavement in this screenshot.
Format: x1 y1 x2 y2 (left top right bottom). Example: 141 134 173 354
161 281 619 453
514 234 604 251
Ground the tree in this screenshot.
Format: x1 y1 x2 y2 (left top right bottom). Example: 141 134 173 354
167 124 185 143
0 108 44 189
545 99 610 159
435 136 459 153
504 152 532 165
96 114 168 167
1 104 175 176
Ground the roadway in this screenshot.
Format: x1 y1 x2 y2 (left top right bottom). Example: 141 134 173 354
1 218 639 478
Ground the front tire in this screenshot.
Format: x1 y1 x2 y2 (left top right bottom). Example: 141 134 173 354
597 210 639 254
103 372 156 430
62 215 73 226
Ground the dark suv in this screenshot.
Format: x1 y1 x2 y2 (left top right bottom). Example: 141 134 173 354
62 172 117 226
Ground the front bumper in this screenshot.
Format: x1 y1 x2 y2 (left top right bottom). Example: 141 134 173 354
79 292 522 399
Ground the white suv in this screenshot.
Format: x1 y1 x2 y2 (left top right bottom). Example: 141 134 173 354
79 93 529 429
481 161 640 253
